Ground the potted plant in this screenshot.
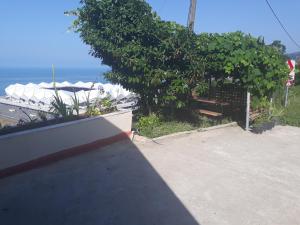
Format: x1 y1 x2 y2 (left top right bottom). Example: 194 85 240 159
251 113 276 134
251 99 284 134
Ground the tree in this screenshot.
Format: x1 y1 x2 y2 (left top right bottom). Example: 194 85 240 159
196 32 289 98
72 0 288 114
73 0 205 115
270 40 286 55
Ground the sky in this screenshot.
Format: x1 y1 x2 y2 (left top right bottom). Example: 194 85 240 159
0 0 299 68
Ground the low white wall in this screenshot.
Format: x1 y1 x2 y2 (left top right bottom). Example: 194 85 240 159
0 110 132 171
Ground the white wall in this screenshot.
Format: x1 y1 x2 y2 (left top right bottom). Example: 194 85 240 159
0 110 132 171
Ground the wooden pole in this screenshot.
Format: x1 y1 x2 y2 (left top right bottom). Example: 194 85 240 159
188 0 197 31
246 91 251 131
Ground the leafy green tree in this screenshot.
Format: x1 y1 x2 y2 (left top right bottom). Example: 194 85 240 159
196 32 288 98
72 0 288 114
73 0 204 114
270 40 286 54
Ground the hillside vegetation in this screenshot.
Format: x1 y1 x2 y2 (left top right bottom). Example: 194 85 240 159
282 85 300 127
288 51 300 60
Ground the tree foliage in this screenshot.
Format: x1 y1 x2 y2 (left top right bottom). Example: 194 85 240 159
270 40 286 54
73 0 288 114
196 32 288 98
74 0 204 114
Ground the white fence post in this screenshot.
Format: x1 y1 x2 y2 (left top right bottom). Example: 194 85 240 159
246 91 251 131
284 86 289 107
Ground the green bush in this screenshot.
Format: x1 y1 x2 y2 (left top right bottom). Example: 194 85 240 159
50 93 74 118
196 32 288 99
251 96 270 112
135 115 231 138
194 82 209 97
85 106 102 116
137 114 160 133
296 72 300 85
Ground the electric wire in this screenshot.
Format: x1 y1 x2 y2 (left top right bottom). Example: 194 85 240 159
265 0 300 50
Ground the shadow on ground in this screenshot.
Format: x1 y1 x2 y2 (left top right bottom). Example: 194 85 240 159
0 118 200 225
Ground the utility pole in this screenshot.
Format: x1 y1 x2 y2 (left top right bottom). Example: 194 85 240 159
187 0 197 31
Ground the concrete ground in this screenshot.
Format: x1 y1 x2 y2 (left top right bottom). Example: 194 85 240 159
1 125 300 225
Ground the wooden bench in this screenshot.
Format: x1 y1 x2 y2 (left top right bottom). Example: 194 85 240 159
194 97 230 106
197 109 223 117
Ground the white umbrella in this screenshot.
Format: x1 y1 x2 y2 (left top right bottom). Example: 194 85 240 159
116 87 128 100
76 90 87 104
84 82 95 89
13 85 26 99
41 90 56 105
5 84 17 97
34 88 46 102
38 82 52 88
25 83 37 87
23 83 38 102
57 91 74 106
50 81 62 88
88 90 102 101
102 83 114 98
93 83 104 90
61 81 72 87
22 87 34 101
74 81 86 88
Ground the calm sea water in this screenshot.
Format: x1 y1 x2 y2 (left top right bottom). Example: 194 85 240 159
0 67 110 95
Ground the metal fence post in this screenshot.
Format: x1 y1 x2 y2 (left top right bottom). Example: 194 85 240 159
284 86 289 107
246 91 251 131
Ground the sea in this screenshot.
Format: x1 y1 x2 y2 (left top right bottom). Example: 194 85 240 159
0 67 110 96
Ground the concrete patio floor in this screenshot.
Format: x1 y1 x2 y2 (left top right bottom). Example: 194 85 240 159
1 125 300 225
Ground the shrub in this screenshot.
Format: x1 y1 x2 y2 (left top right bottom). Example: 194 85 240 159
137 114 160 133
194 82 209 97
196 32 289 99
251 96 270 112
50 94 74 118
85 106 102 117
296 71 300 85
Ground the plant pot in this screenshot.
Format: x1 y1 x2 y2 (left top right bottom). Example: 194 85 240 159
251 120 276 134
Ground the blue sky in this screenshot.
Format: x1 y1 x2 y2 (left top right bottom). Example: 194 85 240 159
0 0 299 68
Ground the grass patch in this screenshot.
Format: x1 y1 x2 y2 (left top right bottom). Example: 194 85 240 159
134 115 231 138
281 85 300 127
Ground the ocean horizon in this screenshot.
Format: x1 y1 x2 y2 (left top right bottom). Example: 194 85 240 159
0 67 110 96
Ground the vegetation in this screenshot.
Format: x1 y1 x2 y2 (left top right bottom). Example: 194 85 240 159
250 83 300 130
73 0 205 115
194 82 209 97
196 32 288 99
281 85 300 126
135 114 231 138
288 51 300 61
270 40 286 55
50 93 75 118
0 85 116 136
85 96 116 116
68 0 292 136
74 1 287 118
